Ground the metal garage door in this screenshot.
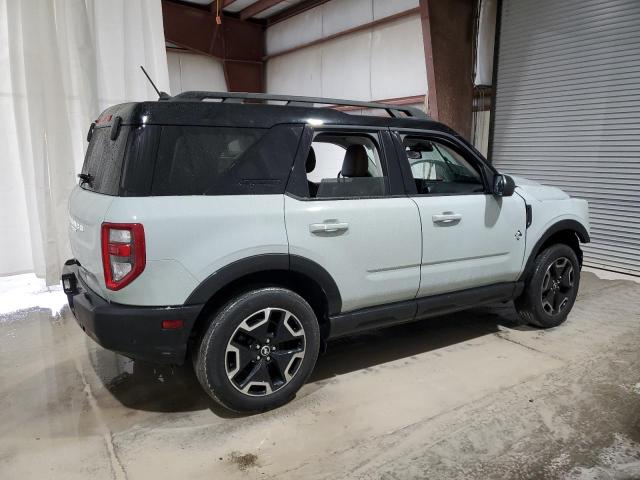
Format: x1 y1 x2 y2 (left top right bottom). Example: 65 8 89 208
491 0 640 275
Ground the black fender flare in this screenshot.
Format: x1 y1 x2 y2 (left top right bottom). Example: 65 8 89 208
519 219 590 282
185 253 342 315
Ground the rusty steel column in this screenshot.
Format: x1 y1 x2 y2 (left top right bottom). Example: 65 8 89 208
162 0 265 92
419 0 474 139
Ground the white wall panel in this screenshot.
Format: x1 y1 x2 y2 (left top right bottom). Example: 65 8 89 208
167 50 182 93
266 14 426 102
321 0 372 37
373 0 418 19
266 9 323 56
266 46 323 96
166 50 227 94
321 31 372 100
266 0 420 56
370 15 426 99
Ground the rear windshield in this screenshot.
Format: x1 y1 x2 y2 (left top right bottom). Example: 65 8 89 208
80 126 129 195
122 124 303 196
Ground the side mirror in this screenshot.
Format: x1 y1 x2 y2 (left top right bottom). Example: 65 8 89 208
493 174 515 197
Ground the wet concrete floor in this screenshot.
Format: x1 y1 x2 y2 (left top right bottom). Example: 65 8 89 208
1 271 640 479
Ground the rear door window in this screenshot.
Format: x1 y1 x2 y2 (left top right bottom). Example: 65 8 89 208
304 132 387 199
150 125 301 196
80 126 130 195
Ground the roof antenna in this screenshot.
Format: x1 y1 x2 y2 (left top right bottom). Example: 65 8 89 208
140 66 171 100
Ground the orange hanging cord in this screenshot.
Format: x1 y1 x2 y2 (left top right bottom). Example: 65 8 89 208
215 0 222 24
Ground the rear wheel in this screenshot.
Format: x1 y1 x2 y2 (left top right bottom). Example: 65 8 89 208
515 244 580 328
194 287 320 413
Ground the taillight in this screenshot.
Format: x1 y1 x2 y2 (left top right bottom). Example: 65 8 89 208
101 223 145 290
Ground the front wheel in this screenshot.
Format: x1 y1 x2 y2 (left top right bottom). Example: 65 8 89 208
515 243 580 328
194 287 320 413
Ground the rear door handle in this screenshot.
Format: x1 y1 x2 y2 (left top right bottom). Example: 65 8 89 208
309 222 349 233
432 213 462 224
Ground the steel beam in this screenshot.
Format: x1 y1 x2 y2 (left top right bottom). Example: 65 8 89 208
419 0 438 121
419 0 474 139
223 60 264 92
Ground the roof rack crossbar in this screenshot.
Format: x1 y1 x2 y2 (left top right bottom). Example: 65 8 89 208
171 91 428 119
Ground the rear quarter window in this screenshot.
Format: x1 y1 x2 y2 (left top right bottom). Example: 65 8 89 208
150 125 302 196
80 126 130 195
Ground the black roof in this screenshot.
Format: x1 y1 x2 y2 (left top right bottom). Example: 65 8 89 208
95 91 455 135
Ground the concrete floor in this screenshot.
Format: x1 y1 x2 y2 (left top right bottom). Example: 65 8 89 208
1 271 640 479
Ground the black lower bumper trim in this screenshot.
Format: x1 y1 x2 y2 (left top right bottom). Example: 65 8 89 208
62 261 203 365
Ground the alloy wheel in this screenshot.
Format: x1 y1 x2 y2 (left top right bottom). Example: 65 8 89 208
225 307 306 396
540 256 575 316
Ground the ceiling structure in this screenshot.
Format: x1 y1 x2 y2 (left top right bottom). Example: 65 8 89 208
162 0 334 93
178 0 317 24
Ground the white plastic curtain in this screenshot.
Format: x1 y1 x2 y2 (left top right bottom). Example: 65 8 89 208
0 0 169 284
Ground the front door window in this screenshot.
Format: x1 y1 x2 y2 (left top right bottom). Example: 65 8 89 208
403 136 485 195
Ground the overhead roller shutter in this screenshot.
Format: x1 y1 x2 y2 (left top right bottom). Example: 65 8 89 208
491 0 640 276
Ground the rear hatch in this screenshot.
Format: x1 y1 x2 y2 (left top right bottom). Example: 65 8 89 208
68 116 130 297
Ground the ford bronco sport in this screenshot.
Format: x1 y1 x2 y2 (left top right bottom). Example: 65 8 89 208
62 92 590 413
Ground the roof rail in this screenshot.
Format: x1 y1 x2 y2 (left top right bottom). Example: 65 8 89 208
170 91 428 119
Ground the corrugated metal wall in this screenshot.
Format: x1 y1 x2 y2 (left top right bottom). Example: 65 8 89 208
491 0 640 275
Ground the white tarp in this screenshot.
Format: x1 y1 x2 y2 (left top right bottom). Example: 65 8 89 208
0 0 170 284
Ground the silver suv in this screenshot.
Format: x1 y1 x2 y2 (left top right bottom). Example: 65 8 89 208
62 92 590 412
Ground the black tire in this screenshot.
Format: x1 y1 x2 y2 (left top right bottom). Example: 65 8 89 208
515 243 580 328
194 287 320 413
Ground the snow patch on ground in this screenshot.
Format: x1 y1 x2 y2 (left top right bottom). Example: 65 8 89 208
565 433 640 479
0 273 67 318
620 382 640 396
545 452 571 477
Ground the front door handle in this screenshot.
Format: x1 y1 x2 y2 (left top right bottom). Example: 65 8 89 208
432 213 462 224
309 222 349 234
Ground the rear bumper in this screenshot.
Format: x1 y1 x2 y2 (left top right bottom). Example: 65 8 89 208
62 260 202 364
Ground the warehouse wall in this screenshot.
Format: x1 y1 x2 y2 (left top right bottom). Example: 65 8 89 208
265 0 426 101
167 50 227 94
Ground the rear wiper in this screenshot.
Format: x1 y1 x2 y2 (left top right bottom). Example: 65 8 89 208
77 173 94 186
